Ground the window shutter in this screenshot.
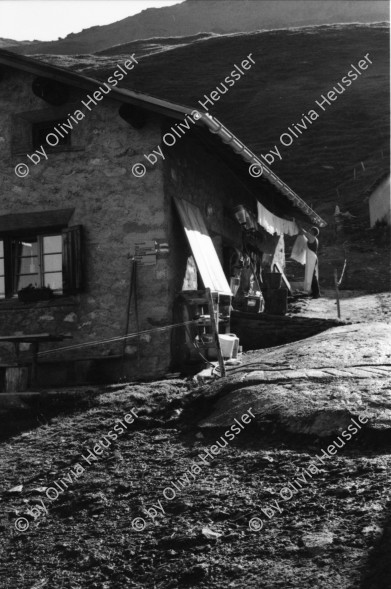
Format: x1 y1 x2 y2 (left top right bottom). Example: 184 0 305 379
62 225 83 294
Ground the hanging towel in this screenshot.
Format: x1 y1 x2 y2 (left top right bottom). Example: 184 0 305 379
290 235 308 265
304 248 318 292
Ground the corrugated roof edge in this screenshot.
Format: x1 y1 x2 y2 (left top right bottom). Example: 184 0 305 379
0 48 326 227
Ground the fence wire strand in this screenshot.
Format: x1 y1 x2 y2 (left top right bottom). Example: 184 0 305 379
36 320 197 357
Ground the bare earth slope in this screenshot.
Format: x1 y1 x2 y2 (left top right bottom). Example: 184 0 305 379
196 322 391 436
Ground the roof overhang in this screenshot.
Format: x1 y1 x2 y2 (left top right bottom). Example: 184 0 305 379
0 48 192 121
0 48 326 227
193 114 326 227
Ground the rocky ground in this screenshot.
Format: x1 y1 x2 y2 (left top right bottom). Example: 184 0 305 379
0 291 390 589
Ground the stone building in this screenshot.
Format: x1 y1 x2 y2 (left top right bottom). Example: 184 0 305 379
0 49 325 384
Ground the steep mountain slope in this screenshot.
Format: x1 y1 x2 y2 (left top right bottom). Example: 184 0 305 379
6 0 389 55
37 23 389 219
34 22 389 288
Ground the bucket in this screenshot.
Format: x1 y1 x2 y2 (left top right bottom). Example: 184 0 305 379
264 272 282 290
219 334 239 359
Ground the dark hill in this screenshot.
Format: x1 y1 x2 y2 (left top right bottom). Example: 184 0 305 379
35 22 390 289
5 0 389 55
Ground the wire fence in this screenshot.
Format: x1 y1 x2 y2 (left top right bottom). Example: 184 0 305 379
36 320 197 357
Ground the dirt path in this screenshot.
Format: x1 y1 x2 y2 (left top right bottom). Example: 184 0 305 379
0 292 390 589
292 290 391 324
1 388 390 589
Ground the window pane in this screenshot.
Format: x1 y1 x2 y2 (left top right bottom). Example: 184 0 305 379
44 253 62 272
43 272 62 291
17 256 39 274
43 235 62 254
18 240 38 256
0 276 4 298
13 238 39 293
43 236 63 291
0 241 3 257
17 274 39 290
0 259 4 275
10 235 64 294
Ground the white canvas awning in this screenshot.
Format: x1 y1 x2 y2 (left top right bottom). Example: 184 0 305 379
173 197 232 295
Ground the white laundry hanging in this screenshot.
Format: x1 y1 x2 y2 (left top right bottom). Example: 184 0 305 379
290 234 308 265
257 201 299 236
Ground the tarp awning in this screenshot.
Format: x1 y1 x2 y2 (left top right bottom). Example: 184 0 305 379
173 197 232 296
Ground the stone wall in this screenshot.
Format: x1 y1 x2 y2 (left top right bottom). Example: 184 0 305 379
0 67 171 381
0 67 293 385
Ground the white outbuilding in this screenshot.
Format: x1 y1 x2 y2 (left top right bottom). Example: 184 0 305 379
368 173 390 227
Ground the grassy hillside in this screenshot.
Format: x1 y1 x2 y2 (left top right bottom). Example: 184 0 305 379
5 0 389 55
0 39 30 48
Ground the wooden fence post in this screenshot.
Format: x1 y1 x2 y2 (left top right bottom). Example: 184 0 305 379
334 269 341 319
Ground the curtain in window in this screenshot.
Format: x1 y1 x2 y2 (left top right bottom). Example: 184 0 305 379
62 225 82 294
12 238 39 292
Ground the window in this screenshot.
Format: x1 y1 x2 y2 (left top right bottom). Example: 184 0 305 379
42 235 63 290
0 225 82 300
11 106 84 156
32 120 71 151
12 234 63 293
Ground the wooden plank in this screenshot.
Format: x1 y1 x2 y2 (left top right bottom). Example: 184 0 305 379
273 262 291 292
174 198 232 295
334 269 341 319
5 367 29 392
206 288 226 377
0 209 74 233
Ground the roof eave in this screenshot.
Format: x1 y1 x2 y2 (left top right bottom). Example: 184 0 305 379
199 113 327 227
0 49 193 121
0 49 327 226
